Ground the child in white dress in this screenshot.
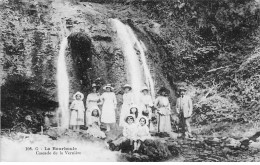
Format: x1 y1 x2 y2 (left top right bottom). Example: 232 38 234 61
135 116 152 151
111 115 137 151
70 92 85 131
86 107 106 139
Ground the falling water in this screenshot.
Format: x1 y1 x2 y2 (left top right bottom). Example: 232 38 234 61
110 19 143 101
136 39 155 100
110 19 155 101
57 37 70 128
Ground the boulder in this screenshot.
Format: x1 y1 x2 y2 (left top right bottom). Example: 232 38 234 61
109 138 179 162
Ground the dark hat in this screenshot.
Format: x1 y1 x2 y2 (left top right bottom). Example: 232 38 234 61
158 87 170 95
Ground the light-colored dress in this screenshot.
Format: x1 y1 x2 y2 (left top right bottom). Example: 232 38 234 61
136 124 152 141
86 116 106 138
123 123 137 140
86 93 101 126
100 92 117 123
154 96 172 133
70 100 85 126
119 92 134 127
112 122 137 146
140 94 153 119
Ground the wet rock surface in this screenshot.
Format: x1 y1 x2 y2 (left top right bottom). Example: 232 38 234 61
109 138 179 162
107 131 260 162
2 127 260 162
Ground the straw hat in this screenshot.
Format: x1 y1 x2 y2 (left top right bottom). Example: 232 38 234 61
141 86 149 92
123 84 132 90
73 91 84 100
138 116 149 126
92 83 97 88
125 114 135 123
103 84 114 90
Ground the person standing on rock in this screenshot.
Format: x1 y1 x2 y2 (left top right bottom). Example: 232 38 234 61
85 83 101 127
70 92 85 131
100 84 117 132
176 86 193 138
119 84 134 127
154 87 172 133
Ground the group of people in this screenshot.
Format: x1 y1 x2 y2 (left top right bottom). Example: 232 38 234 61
69 83 193 141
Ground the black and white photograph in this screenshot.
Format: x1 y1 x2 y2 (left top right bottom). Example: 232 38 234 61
1 0 260 162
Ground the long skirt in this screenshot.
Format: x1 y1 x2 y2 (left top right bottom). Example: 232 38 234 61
158 114 171 133
70 110 84 126
87 124 106 138
101 102 116 124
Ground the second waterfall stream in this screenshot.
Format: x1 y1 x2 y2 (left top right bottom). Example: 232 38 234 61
110 19 155 102
57 37 70 129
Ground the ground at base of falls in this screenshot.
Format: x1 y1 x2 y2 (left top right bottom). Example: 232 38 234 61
1 126 260 162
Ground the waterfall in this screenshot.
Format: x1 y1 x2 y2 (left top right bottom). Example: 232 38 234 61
110 19 155 101
57 37 70 128
136 40 155 100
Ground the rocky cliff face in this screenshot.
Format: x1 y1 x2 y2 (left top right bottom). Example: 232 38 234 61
1 0 177 128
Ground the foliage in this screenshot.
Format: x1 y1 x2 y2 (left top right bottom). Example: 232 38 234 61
122 0 260 126
1 75 57 129
134 0 260 82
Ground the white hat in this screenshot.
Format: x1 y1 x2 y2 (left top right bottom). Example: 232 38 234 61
103 84 114 90
73 91 84 100
92 83 97 88
123 84 132 90
141 86 149 92
138 116 149 125
179 86 187 91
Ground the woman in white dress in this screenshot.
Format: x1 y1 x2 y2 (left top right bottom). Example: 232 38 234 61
154 87 172 133
70 92 85 131
85 83 101 127
100 84 117 132
119 84 134 127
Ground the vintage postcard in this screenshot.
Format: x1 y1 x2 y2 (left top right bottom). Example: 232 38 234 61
1 0 260 162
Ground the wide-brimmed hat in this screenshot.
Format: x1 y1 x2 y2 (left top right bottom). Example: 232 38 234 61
103 84 114 90
138 116 149 125
179 86 187 91
141 86 149 92
125 114 135 122
157 87 170 95
123 84 132 90
73 91 84 100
